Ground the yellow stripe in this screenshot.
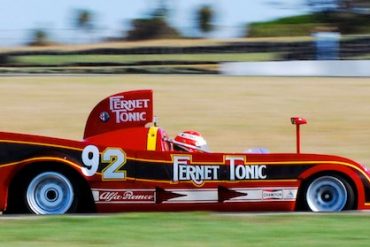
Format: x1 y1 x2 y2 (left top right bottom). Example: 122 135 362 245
146 127 158 151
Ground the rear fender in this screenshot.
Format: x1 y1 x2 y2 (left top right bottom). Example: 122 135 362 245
4 156 94 213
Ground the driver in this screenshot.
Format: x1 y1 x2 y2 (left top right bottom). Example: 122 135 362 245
171 130 209 153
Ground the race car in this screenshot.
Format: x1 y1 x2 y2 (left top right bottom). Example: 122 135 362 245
0 89 369 215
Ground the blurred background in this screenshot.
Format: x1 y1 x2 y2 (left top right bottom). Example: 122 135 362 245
1 2 370 244
0 0 369 74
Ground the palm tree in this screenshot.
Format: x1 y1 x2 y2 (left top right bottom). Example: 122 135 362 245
196 5 215 37
74 9 94 43
29 29 49 46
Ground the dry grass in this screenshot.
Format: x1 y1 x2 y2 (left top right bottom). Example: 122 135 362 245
0 37 314 53
0 39 228 53
0 75 370 165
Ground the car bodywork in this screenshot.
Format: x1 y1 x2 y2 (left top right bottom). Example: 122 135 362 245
1 89 369 214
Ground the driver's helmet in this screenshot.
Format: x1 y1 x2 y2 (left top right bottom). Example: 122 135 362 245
173 130 208 152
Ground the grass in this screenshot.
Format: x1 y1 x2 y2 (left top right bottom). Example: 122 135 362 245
0 212 369 247
0 38 314 53
350 54 370 60
0 65 220 74
248 13 370 37
12 53 278 65
1 75 370 165
249 22 319 37
248 14 321 37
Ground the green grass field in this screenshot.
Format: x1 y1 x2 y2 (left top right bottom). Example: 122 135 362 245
13 53 278 65
1 212 370 247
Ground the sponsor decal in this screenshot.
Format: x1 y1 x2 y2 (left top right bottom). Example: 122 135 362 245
172 155 268 185
173 155 220 186
223 188 297 202
99 111 110 122
262 190 284 200
226 156 267 180
109 96 150 123
92 188 297 204
284 190 297 199
94 189 155 203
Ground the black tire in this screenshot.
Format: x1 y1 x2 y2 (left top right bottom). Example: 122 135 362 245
25 171 78 214
6 169 80 215
302 175 355 212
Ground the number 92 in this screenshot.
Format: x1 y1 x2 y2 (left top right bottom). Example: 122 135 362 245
81 145 127 180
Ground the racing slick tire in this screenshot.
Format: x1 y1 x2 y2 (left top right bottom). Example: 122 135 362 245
304 175 355 212
6 164 96 215
25 171 78 215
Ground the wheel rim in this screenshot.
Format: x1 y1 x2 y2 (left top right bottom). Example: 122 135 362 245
306 176 347 212
26 172 74 214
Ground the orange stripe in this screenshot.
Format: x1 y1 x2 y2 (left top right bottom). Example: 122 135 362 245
1 139 369 183
0 156 81 170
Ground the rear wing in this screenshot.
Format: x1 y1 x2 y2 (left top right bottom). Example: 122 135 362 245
84 90 153 138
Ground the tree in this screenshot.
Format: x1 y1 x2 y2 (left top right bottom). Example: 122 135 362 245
152 0 169 19
306 0 370 12
125 0 181 40
74 9 95 42
28 29 50 46
196 5 215 36
338 0 370 11
126 17 180 40
306 0 339 12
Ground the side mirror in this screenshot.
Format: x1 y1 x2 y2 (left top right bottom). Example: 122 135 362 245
291 116 308 154
291 117 307 125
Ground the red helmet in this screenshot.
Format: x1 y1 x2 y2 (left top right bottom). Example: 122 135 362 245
173 130 208 152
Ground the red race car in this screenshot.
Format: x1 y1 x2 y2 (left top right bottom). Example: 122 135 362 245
1 90 369 214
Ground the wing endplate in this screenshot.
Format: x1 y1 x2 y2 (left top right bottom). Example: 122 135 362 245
84 90 153 139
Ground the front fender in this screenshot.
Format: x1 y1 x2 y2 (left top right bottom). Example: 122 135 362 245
298 164 368 209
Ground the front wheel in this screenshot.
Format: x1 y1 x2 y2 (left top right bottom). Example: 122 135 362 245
305 175 355 212
26 171 76 214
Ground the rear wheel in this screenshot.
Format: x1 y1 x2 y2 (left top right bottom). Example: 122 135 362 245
25 171 77 214
304 175 355 212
